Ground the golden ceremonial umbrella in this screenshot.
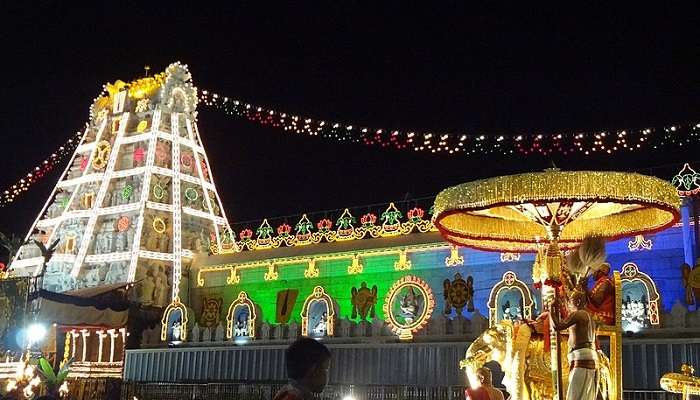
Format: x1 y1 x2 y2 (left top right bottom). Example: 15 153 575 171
433 169 680 400
433 169 680 252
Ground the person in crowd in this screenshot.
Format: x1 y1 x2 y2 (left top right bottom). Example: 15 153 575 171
465 367 505 400
273 337 331 400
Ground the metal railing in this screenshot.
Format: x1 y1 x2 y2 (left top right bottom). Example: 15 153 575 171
119 382 690 400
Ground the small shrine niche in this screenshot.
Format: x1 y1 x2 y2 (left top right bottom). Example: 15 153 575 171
161 299 189 342
226 291 257 340
487 271 535 327
620 262 660 331
301 286 336 338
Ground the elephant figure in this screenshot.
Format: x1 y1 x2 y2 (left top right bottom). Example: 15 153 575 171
461 320 612 400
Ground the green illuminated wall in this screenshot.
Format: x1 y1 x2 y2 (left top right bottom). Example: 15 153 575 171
189 244 543 327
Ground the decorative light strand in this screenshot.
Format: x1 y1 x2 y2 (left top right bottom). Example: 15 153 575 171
200 90 699 157
0 130 83 206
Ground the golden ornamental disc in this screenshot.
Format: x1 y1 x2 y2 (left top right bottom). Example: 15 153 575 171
433 170 680 252
92 140 111 170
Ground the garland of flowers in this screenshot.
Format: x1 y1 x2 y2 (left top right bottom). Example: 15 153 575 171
0 131 83 207
200 90 699 157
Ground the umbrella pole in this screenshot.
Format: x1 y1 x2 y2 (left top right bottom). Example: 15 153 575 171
545 236 565 400
550 300 565 400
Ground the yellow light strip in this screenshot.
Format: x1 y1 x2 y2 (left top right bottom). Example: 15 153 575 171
196 242 449 287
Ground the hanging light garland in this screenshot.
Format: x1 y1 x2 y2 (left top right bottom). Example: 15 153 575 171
2 87 698 208
200 90 700 157
0 131 83 207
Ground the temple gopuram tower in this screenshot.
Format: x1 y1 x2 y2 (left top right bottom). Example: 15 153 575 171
9 63 235 307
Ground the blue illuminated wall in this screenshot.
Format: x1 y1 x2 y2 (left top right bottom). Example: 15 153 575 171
193 226 689 324
446 225 687 316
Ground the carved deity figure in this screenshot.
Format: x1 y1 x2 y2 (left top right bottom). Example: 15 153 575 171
84 267 102 287
139 271 156 306
104 262 120 284
158 234 170 253
106 230 115 253
153 266 170 307
115 232 126 252
400 287 419 323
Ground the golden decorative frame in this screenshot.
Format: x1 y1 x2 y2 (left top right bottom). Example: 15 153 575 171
487 270 535 327
383 275 435 340
300 286 336 337
620 262 661 327
225 291 257 339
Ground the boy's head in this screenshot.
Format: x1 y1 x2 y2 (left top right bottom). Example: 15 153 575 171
285 337 331 393
476 367 493 386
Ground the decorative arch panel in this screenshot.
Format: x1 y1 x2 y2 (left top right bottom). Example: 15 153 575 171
620 262 660 331
160 298 189 342
487 271 535 327
300 286 336 337
226 291 258 339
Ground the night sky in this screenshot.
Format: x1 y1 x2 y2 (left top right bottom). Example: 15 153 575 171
0 4 698 238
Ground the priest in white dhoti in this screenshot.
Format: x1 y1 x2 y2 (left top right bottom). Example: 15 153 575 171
551 290 598 400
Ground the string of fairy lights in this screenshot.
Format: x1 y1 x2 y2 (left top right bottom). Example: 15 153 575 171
199 90 700 157
0 131 83 207
1 87 698 208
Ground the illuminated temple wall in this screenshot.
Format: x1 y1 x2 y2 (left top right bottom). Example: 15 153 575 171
126 224 698 387
189 226 687 330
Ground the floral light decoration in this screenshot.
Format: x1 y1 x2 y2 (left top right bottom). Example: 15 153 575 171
672 163 700 196
407 207 425 222
277 223 292 237
360 213 377 227
221 202 437 252
239 229 253 241
317 218 333 231
133 146 145 164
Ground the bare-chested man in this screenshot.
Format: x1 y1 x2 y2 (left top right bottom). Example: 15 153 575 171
550 290 598 400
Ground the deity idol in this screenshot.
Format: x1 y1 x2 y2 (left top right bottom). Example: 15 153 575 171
313 312 327 336
234 313 249 337
400 287 419 323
